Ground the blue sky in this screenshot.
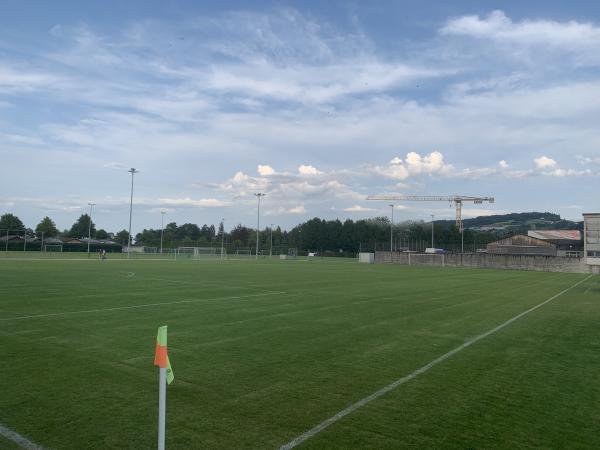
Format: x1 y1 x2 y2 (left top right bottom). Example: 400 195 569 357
1 1 599 233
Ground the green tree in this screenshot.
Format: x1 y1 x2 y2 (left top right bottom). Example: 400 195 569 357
95 229 109 240
115 230 130 245
68 214 96 238
35 217 59 237
0 213 25 233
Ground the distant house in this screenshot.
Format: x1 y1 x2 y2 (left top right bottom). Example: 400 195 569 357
0 235 24 242
527 230 583 257
62 237 84 244
486 235 557 256
43 237 64 244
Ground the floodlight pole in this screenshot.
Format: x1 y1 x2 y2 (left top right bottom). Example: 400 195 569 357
220 218 225 260
87 202 96 256
127 168 139 259
160 210 166 254
389 204 394 253
430 214 435 249
254 193 265 259
270 224 274 258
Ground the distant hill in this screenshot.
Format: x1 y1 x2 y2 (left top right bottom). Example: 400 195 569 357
437 212 582 233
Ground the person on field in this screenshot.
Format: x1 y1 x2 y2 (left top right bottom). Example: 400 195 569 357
101 249 107 261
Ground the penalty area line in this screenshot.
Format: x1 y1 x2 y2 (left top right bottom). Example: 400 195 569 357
0 423 45 450
278 274 593 450
0 291 286 321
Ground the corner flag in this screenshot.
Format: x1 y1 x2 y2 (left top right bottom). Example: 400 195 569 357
155 325 173 450
154 325 174 384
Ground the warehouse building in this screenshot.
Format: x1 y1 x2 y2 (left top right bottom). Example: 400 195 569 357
486 235 557 256
583 213 600 266
527 230 582 257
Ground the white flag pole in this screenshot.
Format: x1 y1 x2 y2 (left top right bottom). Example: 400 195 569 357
158 367 167 450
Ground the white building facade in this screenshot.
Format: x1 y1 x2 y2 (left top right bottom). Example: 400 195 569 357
583 213 600 266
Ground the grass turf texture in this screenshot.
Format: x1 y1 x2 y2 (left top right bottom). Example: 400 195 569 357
0 258 599 449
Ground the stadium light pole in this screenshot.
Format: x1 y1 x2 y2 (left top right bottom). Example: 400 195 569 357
127 168 139 259
430 214 435 249
270 224 274 258
254 193 265 259
160 210 166 254
389 204 394 253
220 218 225 260
87 202 96 256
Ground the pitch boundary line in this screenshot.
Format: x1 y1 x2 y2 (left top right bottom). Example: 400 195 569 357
0 291 286 322
278 274 593 450
0 423 45 450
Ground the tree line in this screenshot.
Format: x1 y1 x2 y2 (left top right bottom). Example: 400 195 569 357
1 212 502 254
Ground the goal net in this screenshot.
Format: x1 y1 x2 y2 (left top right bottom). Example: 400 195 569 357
404 252 445 267
176 247 218 260
235 248 253 259
44 244 63 252
176 247 196 259
279 247 297 260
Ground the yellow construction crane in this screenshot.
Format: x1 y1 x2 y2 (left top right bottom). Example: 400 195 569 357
366 195 495 232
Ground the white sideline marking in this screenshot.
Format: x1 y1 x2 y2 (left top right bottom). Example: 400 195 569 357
0 291 286 321
278 274 593 450
0 423 44 450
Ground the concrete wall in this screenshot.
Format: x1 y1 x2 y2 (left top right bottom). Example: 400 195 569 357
375 251 600 274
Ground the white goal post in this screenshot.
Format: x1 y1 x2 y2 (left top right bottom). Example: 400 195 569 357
234 248 253 258
406 252 445 267
175 247 218 260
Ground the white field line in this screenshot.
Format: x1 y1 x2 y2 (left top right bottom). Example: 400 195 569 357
0 258 175 262
278 274 593 450
0 291 286 322
0 423 45 450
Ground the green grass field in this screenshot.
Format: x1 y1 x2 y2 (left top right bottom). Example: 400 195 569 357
1 257 599 449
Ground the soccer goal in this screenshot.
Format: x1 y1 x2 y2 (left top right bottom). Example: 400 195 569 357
44 244 63 253
405 252 445 267
175 247 218 260
280 247 297 260
196 247 218 259
176 247 196 259
235 248 253 259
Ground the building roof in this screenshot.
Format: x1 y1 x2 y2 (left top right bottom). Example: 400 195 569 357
488 234 556 248
528 230 581 241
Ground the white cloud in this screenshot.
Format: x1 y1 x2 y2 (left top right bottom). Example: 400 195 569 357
576 154 600 165
534 156 557 169
372 151 455 180
542 168 592 177
499 160 509 169
288 205 306 214
298 164 322 175
257 165 275 176
343 205 376 212
441 10 600 49
158 197 229 207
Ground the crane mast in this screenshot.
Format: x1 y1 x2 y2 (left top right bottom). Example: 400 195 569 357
366 195 495 232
